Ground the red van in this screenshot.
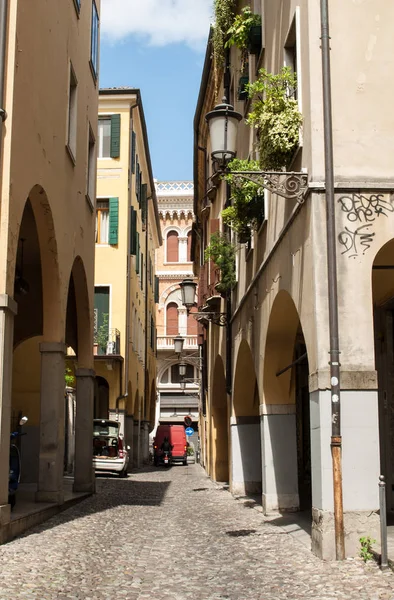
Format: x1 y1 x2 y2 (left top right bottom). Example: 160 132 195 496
154 424 187 466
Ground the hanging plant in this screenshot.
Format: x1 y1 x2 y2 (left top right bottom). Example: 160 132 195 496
225 7 262 72
204 232 236 293
212 0 236 93
247 67 303 170
222 158 264 240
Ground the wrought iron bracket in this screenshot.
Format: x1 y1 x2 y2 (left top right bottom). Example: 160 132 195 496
230 170 308 204
192 312 227 327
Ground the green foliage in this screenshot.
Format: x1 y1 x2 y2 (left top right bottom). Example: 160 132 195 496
225 7 261 51
65 366 75 388
222 159 264 239
95 313 109 355
204 232 236 293
187 446 194 456
359 536 376 562
212 0 236 78
247 67 303 170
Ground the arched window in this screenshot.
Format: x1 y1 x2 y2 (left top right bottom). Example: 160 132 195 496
160 369 169 384
166 302 179 336
187 231 192 262
167 230 179 262
187 306 198 335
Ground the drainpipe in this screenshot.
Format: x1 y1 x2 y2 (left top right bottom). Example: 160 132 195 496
0 0 9 146
143 193 150 453
320 0 345 560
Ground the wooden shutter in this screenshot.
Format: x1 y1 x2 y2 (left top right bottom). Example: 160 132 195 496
130 207 137 255
187 306 198 335
108 198 119 245
136 232 140 274
110 114 121 158
141 253 144 289
166 303 178 336
136 161 140 203
154 275 159 303
167 230 179 262
141 183 147 229
131 130 136 173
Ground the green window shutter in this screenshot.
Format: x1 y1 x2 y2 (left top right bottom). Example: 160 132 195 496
110 114 121 158
130 207 137 255
131 131 136 174
141 183 147 229
109 197 119 245
136 232 140 274
136 161 140 204
141 252 144 289
154 275 159 303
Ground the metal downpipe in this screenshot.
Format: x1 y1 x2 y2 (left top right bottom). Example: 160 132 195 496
320 0 345 560
0 0 9 145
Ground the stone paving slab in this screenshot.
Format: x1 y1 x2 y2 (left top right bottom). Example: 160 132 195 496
0 464 393 599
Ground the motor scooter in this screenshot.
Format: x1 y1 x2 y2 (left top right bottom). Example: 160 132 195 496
9 416 28 509
163 450 171 468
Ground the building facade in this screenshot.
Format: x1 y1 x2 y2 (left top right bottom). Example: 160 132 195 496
154 182 199 449
0 0 100 540
94 89 161 467
192 0 394 559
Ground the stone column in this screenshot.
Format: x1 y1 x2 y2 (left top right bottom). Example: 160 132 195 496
260 404 298 514
178 236 188 262
133 419 140 467
178 307 188 337
73 368 95 494
310 387 380 560
230 415 262 496
0 295 17 529
36 342 66 504
141 421 150 463
125 415 134 471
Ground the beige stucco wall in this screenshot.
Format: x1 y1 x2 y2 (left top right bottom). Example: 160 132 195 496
0 0 98 358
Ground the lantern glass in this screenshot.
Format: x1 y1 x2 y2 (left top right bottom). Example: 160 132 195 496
179 362 187 377
180 380 186 391
180 278 197 310
173 335 185 355
206 99 242 164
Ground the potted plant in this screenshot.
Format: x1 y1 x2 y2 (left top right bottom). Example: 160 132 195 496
94 313 109 356
225 7 262 61
222 158 265 241
204 232 236 293
247 67 303 170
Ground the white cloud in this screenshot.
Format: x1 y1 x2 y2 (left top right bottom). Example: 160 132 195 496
101 0 213 51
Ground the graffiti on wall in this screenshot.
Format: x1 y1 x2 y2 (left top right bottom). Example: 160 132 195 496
337 193 394 258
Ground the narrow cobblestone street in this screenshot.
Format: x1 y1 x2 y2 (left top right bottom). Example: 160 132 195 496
1 464 394 600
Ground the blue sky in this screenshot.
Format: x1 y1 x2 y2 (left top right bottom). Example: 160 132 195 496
99 0 213 183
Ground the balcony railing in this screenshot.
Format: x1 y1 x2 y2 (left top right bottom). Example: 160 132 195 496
94 328 121 356
157 335 198 350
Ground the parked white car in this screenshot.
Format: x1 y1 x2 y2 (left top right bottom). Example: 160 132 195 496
93 419 129 477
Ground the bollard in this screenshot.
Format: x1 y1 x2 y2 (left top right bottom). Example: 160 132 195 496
379 475 389 570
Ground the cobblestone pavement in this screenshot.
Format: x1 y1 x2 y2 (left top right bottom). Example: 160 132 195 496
0 464 394 600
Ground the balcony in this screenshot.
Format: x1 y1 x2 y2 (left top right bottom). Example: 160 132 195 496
93 328 121 356
157 335 198 351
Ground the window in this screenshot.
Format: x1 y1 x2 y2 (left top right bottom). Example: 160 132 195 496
98 115 121 159
284 9 301 107
166 303 178 336
160 370 169 384
98 118 111 158
90 1 99 79
95 198 118 245
94 286 109 355
67 63 78 160
187 231 192 262
95 200 109 244
167 231 179 262
87 125 96 204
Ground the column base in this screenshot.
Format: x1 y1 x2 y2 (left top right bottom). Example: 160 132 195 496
262 492 299 515
311 507 380 560
231 481 262 497
0 503 11 526
35 491 64 504
73 480 95 494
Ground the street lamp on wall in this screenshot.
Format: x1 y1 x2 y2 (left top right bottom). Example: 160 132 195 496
173 334 185 356
179 361 187 377
205 98 308 203
179 278 227 327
